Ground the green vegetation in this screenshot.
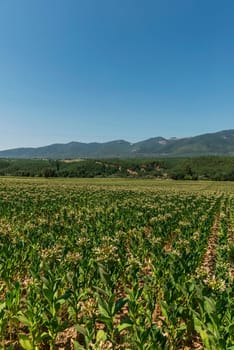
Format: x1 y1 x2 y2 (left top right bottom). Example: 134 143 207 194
228 243 234 264
1 156 234 180
0 178 233 349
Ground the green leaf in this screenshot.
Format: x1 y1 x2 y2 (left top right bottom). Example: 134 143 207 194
229 324 234 335
204 297 216 315
40 332 49 341
193 314 202 332
177 324 187 331
96 329 107 342
178 306 184 315
0 302 6 312
17 313 32 328
18 334 33 350
73 340 85 350
98 299 110 318
113 298 127 315
200 330 212 349
60 290 72 302
94 286 108 297
97 316 112 328
42 288 53 302
117 322 133 332
159 300 169 322
193 316 212 350
75 324 87 337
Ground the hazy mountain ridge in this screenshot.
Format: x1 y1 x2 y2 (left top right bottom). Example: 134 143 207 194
1 130 234 159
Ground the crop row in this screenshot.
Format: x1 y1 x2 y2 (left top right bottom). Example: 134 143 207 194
0 178 233 349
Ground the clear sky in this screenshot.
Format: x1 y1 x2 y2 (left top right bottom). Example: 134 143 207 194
0 0 234 150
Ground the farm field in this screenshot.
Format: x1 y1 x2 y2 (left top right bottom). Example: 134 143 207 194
0 177 233 350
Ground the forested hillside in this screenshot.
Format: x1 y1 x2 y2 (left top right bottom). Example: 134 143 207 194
1 130 234 158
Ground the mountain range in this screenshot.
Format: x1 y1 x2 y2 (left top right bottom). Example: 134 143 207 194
1 129 234 159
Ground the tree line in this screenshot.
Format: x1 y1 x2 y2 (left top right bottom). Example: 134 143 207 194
0 156 234 180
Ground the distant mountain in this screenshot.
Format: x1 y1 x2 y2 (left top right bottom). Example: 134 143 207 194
1 130 234 159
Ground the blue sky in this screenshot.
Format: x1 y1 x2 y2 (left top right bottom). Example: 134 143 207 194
0 0 234 150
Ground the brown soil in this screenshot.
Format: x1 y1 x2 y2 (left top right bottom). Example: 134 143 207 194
200 210 220 278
